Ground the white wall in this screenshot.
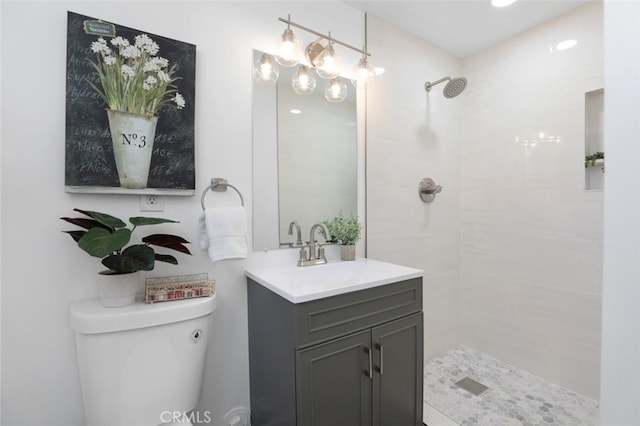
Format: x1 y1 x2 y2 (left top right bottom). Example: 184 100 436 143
0 2 364 425
600 0 640 423
460 3 603 399
365 15 463 360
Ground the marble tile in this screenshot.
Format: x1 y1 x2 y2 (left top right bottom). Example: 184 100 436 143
424 346 599 426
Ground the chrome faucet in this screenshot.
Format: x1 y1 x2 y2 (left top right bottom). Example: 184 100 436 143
297 222 331 267
288 220 303 246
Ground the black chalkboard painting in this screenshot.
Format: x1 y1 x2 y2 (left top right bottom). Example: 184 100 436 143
65 11 196 195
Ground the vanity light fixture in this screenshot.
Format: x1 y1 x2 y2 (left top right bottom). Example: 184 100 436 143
314 34 341 79
253 53 279 84
292 65 317 95
325 77 348 103
260 15 376 101
274 14 303 67
305 38 326 68
352 52 376 88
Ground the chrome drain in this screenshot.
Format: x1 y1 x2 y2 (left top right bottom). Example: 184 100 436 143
455 376 489 396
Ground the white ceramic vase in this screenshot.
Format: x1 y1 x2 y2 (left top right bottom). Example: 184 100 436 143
97 271 140 308
106 109 158 189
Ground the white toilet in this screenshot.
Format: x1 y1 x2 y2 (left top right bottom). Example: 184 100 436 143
70 295 217 426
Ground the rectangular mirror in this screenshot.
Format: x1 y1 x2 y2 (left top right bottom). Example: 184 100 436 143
252 49 358 251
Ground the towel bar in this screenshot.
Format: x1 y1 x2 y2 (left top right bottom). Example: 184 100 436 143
201 178 245 209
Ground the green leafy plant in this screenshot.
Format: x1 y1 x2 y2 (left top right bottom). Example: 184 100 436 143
324 213 362 246
585 151 604 167
61 209 191 275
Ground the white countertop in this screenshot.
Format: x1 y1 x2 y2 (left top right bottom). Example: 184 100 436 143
245 258 423 303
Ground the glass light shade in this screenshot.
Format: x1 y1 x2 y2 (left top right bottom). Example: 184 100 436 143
324 77 347 103
275 28 302 67
253 53 279 84
292 65 317 95
305 39 326 67
351 56 376 89
315 43 341 80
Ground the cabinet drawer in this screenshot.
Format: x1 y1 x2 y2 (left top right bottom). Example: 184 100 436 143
295 278 422 348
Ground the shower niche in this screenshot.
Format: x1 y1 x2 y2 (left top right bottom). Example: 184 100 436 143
585 89 604 190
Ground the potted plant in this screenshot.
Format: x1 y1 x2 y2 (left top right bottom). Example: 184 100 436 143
585 151 604 169
61 208 191 307
87 34 185 189
325 213 362 261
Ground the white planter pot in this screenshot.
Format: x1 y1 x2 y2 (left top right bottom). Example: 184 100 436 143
340 244 356 261
107 109 158 189
97 271 139 308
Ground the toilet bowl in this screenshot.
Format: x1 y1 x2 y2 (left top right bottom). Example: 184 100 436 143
70 295 217 426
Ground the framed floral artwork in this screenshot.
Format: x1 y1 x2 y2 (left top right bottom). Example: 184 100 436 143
65 11 196 195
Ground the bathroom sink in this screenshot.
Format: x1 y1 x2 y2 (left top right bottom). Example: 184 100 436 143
245 258 423 303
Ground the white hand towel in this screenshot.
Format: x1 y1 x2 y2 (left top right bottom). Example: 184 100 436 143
198 206 247 262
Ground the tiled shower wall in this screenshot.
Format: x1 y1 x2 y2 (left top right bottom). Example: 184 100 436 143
460 2 603 399
367 2 603 399
366 15 464 360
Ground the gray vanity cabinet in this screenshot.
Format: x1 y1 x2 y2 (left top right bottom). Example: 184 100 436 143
371 313 424 426
247 276 423 426
296 329 373 426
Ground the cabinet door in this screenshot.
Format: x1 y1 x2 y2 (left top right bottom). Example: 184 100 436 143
372 313 423 426
296 330 372 426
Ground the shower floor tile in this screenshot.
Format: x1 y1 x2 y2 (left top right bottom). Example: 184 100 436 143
424 346 599 426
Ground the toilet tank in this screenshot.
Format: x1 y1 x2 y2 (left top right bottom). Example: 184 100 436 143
70 295 217 426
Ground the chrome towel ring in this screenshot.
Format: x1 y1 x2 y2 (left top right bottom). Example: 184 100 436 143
200 178 245 210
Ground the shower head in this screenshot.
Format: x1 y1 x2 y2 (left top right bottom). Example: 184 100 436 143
424 76 467 98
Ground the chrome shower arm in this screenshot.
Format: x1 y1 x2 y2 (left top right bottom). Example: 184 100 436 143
424 77 451 91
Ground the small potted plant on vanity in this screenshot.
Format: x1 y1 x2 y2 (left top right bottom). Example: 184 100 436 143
61 208 191 307
325 213 362 261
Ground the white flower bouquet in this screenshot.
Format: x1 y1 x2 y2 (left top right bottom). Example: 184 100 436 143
88 34 185 116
